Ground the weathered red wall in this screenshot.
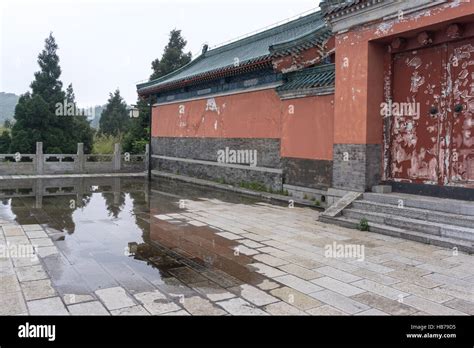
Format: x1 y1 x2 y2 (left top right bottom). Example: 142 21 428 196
153 88 335 160
152 89 281 139
281 95 334 160
333 0 474 145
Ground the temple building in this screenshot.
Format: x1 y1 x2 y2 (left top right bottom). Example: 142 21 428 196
138 0 474 203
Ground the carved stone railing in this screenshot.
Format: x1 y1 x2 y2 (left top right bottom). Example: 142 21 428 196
0 142 149 175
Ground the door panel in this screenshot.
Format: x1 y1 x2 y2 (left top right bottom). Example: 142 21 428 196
389 45 446 184
447 39 474 185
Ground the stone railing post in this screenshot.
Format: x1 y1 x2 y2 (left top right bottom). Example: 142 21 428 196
76 143 84 173
113 143 121 171
36 142 44 175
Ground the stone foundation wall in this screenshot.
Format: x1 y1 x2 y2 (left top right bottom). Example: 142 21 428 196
332 144 382 191
282 157 332 189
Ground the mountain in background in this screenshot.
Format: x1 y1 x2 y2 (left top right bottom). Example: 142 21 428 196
0 92 105 129
0 92 20 123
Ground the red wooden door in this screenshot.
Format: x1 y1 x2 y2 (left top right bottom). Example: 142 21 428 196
389 45 447 185
446 38 474 186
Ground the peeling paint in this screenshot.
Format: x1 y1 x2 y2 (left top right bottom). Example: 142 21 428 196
387 37 474 186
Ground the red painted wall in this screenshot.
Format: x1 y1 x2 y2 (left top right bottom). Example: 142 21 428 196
152 89 281 139
152 88 335 161
333 0 474 145
281 95 334 161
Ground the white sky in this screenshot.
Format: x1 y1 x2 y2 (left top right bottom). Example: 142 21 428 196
0 0 320 107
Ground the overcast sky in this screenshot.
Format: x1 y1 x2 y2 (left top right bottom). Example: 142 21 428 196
0 0 320 107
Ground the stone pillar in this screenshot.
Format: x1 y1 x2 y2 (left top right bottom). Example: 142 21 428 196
113 143 121 171
36 142 44 175
331 33 385 192
332 144 382 192
76 143 84 173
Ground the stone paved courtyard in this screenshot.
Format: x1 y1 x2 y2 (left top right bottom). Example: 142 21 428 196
1 178 473 316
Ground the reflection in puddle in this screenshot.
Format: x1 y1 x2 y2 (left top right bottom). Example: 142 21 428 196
0 177 270 297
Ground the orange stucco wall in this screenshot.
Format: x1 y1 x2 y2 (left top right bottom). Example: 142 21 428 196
281 95 334 161
152 89 281 139
152 88 335 161
333 0 474 145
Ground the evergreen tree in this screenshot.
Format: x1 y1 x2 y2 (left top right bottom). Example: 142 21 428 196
10 33 90 154
150 29 192 81
124 29 191 153
3 119 12 129
65 84 95 153
0 131 11 153
99 89 129 136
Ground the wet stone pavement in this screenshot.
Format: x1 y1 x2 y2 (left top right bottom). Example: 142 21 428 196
0 177 473 315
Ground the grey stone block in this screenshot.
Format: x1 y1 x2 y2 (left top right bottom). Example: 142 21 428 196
372 185 392 194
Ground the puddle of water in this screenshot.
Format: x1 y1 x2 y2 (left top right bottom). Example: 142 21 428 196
0 177 267 296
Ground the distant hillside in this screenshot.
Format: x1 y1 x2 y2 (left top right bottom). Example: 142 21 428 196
91 105 105 129
0 92 20 123
0 92 107 129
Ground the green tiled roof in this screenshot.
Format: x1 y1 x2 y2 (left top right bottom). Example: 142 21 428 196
277 63 335 93
269 26 332 57
138 10 329 95
320 0 365 16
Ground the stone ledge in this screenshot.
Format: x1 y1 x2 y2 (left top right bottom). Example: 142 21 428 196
152 170 323 209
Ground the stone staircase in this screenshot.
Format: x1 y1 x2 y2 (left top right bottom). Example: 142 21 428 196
319 192 474 254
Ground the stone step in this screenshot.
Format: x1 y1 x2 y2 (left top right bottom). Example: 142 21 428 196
363 192 474 216
319 215 474 254
352 200 474 229
343 209 474 242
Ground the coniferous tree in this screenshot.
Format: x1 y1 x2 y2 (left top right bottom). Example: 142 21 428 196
65 84 94 153
124 29 192 153
99 89 129 136
150 29 192 81
10 33 92 154
0 131 11 153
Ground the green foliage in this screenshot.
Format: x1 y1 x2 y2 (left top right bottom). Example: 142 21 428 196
10 33 93 154
123 29 192 154
0 131 11 153
239 181 268 192
358 218 370 231
314 200 321 207
92 134 121 154
150 29 192 81
122 98 150 154
99 89 129 136
65 84 94 154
